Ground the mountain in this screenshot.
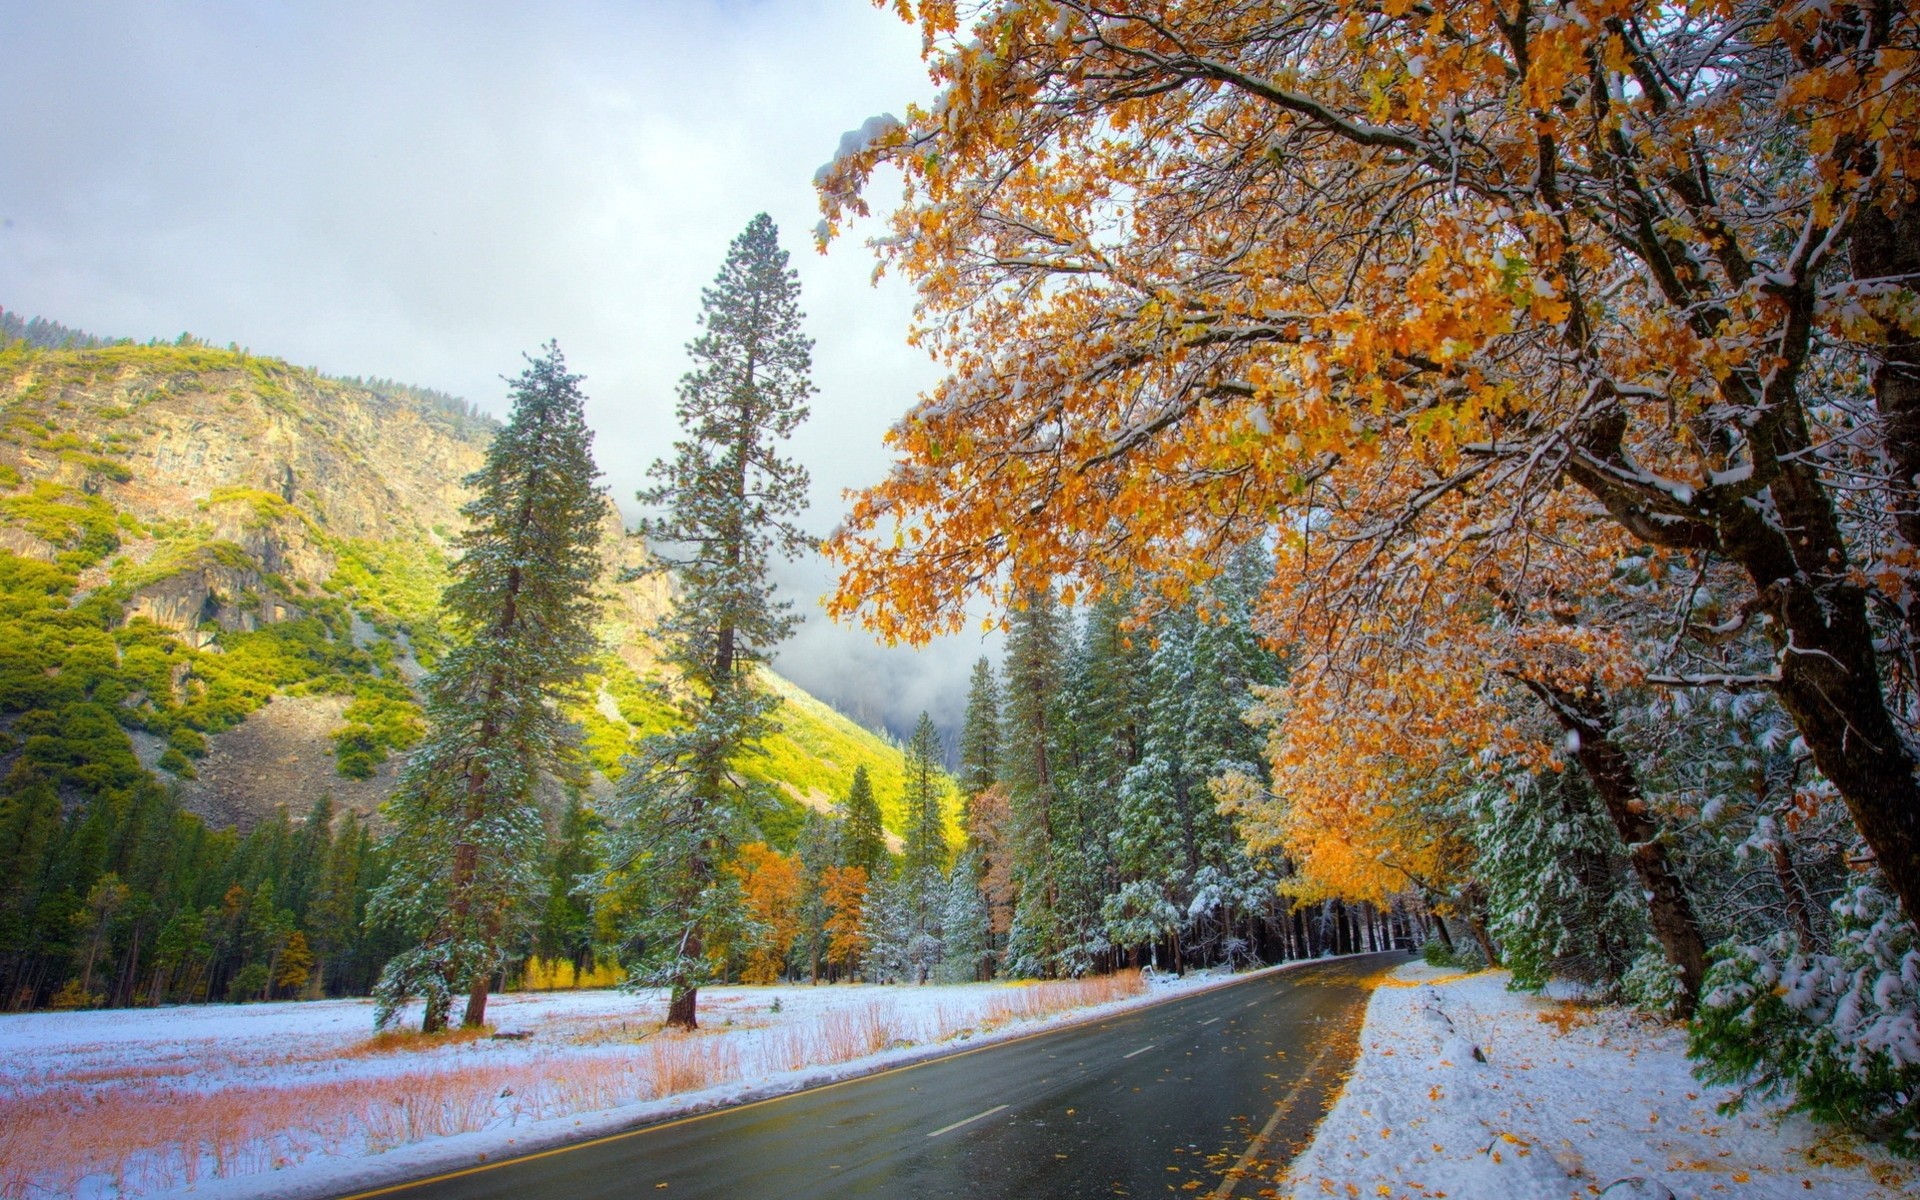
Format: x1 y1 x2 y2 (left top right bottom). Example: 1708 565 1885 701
0 332 940 846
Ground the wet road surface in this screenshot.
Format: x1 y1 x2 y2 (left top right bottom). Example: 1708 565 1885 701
339 952 1397 1200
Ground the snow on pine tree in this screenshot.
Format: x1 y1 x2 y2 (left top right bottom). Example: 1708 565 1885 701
1001 587 1070 977
939 847 992 982
1466 768 1645 993
601 213 813 1030
861 871 914 984
900 711 950 982
372 343 608 1032
1111 553 1281 971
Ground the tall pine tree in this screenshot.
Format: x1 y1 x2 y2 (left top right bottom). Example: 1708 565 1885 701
839 764 888 878
958 658 1001 801
372 343 608 1031
1001 587 1070 976
604 213 813 1029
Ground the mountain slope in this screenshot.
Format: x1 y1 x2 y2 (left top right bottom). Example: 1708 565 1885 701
0 335 940 845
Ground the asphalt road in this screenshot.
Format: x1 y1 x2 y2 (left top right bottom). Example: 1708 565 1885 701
341 952 1399 1200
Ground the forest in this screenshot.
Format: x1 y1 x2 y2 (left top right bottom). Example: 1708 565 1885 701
811 0 1920 1156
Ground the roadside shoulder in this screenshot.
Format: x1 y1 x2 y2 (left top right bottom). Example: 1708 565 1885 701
1281 962 1916 1200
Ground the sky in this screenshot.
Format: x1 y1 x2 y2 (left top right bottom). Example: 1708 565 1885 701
0 0 998 745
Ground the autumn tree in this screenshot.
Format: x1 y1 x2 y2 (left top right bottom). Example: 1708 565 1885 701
822 864 871 979
817 2 1920 937
604 213 814 1029
729 843 804 984
371 342 607 1032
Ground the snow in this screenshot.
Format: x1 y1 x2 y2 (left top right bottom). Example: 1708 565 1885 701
811 113 901 186
1282 962 1918 1200
1 965 1263 1200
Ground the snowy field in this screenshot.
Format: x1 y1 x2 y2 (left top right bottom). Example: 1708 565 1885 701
1283 962 1918 1200
0 966 1248 1200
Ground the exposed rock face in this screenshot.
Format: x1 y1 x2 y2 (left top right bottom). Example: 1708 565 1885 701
176 695 402 830
0 347 668 831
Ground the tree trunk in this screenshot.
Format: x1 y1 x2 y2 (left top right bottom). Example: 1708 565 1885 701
464 970 491 1028
422 990 451 1034
1524 681 1707 1013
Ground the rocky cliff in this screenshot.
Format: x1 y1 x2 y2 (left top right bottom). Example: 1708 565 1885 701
0 336 902 842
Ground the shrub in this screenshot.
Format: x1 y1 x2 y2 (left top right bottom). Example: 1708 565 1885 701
227 963 271 1003
1688 880 1920 1156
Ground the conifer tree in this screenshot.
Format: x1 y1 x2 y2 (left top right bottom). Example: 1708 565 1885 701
839 764 888 879
604 213 814 1029
901 713 948 881
1001 588 1069 976
938 848 991 982
793 808 839 982
372 343 608 1032
958 658 1002 800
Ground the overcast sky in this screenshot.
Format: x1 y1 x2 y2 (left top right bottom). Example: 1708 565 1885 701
0 0 998 744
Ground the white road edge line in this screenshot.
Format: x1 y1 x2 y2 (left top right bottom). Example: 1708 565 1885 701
1121 1044 1156 1059
926 1104 1009 1138
1207 1041 1336 1200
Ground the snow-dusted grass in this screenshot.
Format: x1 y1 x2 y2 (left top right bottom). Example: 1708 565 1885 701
0 967 1244 1200
1283 962 1919 1200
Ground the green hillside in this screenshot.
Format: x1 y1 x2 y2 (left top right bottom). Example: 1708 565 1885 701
0 336 950 849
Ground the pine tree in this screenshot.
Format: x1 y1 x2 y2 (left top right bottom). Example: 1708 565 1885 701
372 343 608 1032
793 808 839 982
1001 587 1069 976
861 873 913 984
938 849 991 982
958 658 1002 801
900 713 950 981
839 764 888 879
901 713 948 880
604 213 814 1029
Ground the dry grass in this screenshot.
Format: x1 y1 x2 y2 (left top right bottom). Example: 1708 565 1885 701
346 1025 495 1058
0 969 1153 1199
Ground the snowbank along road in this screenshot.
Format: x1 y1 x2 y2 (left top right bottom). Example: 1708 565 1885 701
336 953 1398 1199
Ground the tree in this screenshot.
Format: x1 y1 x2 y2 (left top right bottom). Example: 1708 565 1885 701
822 864 870 979
604 213 814 1029
901 713 949 879
839 764 888 879
1000 589 1070 976
728 843 803 984
939 849 991 982
817 2 1920 937
899 712 951 981
958 658 1002 800
372 342 608 1032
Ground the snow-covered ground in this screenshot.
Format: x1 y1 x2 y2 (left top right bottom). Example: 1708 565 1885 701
1283 962 1918 1200
0 966 1255 1200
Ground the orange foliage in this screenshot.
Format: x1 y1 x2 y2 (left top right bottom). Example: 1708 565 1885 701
814 0 1920 907
728 842 804 984
821 865 870 973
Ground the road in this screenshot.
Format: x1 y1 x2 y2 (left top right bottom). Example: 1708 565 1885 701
341 952 1399 1200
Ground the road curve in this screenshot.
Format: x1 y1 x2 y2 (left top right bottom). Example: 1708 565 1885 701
338 952 1400 1200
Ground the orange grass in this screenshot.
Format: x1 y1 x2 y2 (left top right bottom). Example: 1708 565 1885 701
1 970 1151 1199
346 1025 495 1057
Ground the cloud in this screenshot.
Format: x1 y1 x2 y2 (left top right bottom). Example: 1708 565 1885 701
0 0 993 733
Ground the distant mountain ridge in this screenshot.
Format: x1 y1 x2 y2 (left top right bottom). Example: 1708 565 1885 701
0 319 937 845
